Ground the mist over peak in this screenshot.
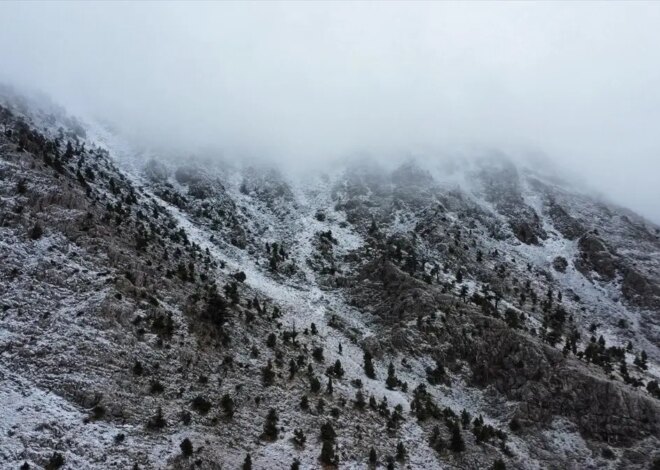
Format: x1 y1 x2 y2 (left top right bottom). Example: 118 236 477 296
1 2 659 221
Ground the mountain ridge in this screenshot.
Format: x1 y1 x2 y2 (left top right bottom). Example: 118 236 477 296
1 92 659 469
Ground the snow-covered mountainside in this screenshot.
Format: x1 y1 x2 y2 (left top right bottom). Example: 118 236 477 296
1 92 659 470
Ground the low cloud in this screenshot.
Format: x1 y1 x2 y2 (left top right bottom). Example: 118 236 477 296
1 2 659 221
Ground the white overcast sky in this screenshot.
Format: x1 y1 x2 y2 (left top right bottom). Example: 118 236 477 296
1 2 659 222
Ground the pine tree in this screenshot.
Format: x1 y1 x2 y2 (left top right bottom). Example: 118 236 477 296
29 222 43 240
289 358 298 379
396 442 407 461
647 380 660 399
450 425 465 452
262 359 275 386
221 394 234 418
461 409 471 427
320 421 336 442
301 395 310 410
386 362 398 389
369 395 378 410
332 359 344 377
191 395 212 414
426 359 445 385
355 390 366 410
369 447 378 464
459 285 469 302
509 418 521 432
619 360 630 382
147 406 167 429
242 454 252 470
263 408 279 440
64 140 74 160
364 350 376 379
132 360 144 376
45 452 65 470
639 350 648 370
320 441 336 466
430 424 445 454
293 428 306 446
313 346 324 362
492 459 506 470
310 375 321 393
179 438 193 457
369 219 378 235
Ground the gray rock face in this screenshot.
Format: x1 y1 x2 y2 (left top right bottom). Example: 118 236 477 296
353 259 445 323
477 159 547 245
355 261 660 449
575 233 618 281
462 317 659 446
574 232 660 309
511 218 544 245
622 268 660 309
548 201 585 240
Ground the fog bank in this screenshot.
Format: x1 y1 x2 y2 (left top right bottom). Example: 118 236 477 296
1 2 659 221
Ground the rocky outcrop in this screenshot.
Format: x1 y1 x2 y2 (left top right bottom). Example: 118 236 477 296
457 315 659 446
356 261 660 448
548 201 584 240
574 233 660 308
621 268 660 309
353 258 450 323
511 218 544 245
575 233 618 281
477 160 547 245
